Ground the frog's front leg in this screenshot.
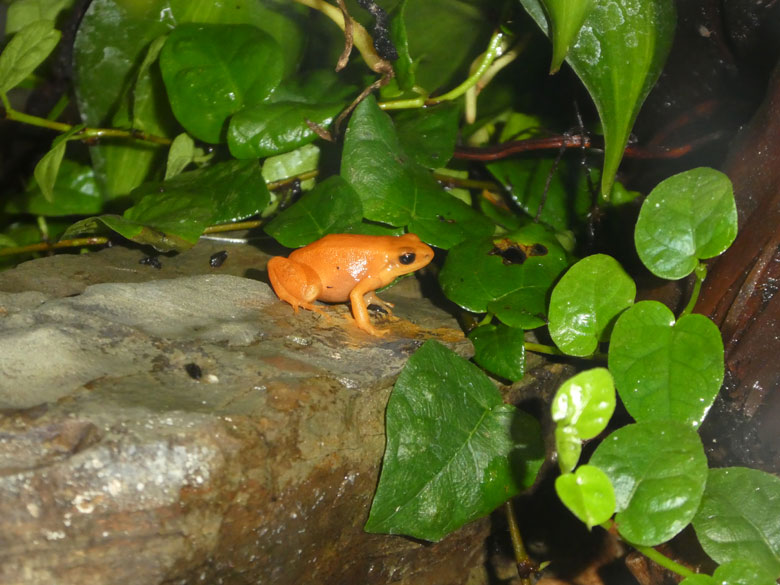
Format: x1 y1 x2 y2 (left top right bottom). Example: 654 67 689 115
349 278 390 336
364 291 395 316
268 256 329 318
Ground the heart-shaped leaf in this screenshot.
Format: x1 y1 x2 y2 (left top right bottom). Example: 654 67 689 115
366 340 544 542
439 224 570 329
552 367 615 440
635 168 737 279
555 465 616 529
591 420 708 546
693 467 780 579
265 176 363 248
548 254 636 356
518 0 676 197
608 301 724 427
160 23 284 143
468 323 526 382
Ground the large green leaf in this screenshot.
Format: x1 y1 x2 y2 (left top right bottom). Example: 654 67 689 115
160 23 283 143
548 254 636 357
341 96 492 249
468 323 526 382
7 159 102 217
73 0 305 197
518 0 676 197
6 0 74 34
439 224 570 329
635 168 737 280
693 468 780 579
591 420 708 546
265 176 363 248
365 340 544 542
608 301 724 428
393 103 460 169
63 159 267 251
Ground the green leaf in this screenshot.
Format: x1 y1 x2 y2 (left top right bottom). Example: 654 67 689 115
32 124 85 202
468 323 526 382
0 19 61 93
261 143 320 191
555 425 582 474
165 133 196 179
365 340 544 542
73 0 305 197
681 576 718 585
6 0 73 34
439 224 570 329
519 0 676 197
8 159 102 216
341 96 492 249
555 465 616 529
487 157 592 231
540 0 595 73
635 168 737 280
394 103 460 168
63 159 267 251
713 560 778 585
608 301 724 427
552 367 615 440
590 420 708 546
693 467 780 579
389 0 415 91
228 101 342 159
265 176 363 248
548 254 636 357
160 23 283 143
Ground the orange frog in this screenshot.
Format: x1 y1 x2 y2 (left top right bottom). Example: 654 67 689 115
268 233 434 336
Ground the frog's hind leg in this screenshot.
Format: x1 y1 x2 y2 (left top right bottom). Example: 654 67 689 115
267 257 328 318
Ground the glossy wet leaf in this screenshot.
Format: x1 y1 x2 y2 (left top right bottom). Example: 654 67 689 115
341 96 492 249
608 301 724 427
635 168 737 280
439 224 570 329
548 254 635 357
394 103 460 168
713 560 778 585
555 465 615 529
73 0 304 197
555 425 582 474
366 340 544 542
64 160 267 251
591 421 708 546
8 159 102 216
693 467 780 578
0 19 60 93
228 101 342 159
160 23 283 143
541 0 595 73
468 323 526 382
265 176 363 248
261 144 320 191
552 368 615 440
519 0 676 197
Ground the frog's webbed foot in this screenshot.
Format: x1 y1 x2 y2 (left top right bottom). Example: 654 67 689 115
364 292 395 316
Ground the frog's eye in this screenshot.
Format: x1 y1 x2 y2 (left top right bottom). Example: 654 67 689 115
399 252 416 265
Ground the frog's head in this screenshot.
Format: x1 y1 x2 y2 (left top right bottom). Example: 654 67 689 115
393 233 434 274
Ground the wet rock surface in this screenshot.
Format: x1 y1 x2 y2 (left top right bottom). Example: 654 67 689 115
0 241 495 585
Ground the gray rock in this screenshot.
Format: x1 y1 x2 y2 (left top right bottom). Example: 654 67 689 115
0 243 498 585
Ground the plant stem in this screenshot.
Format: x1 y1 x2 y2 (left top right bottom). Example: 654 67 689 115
505 500 534 585
524 342 565 356
0 237 109 257
632 544 697 579
429 30 506 104
1 92 172 145
679 262 707 318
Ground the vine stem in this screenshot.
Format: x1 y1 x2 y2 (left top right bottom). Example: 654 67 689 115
679 262 707 319
1 93 172 145
505 500 534 585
